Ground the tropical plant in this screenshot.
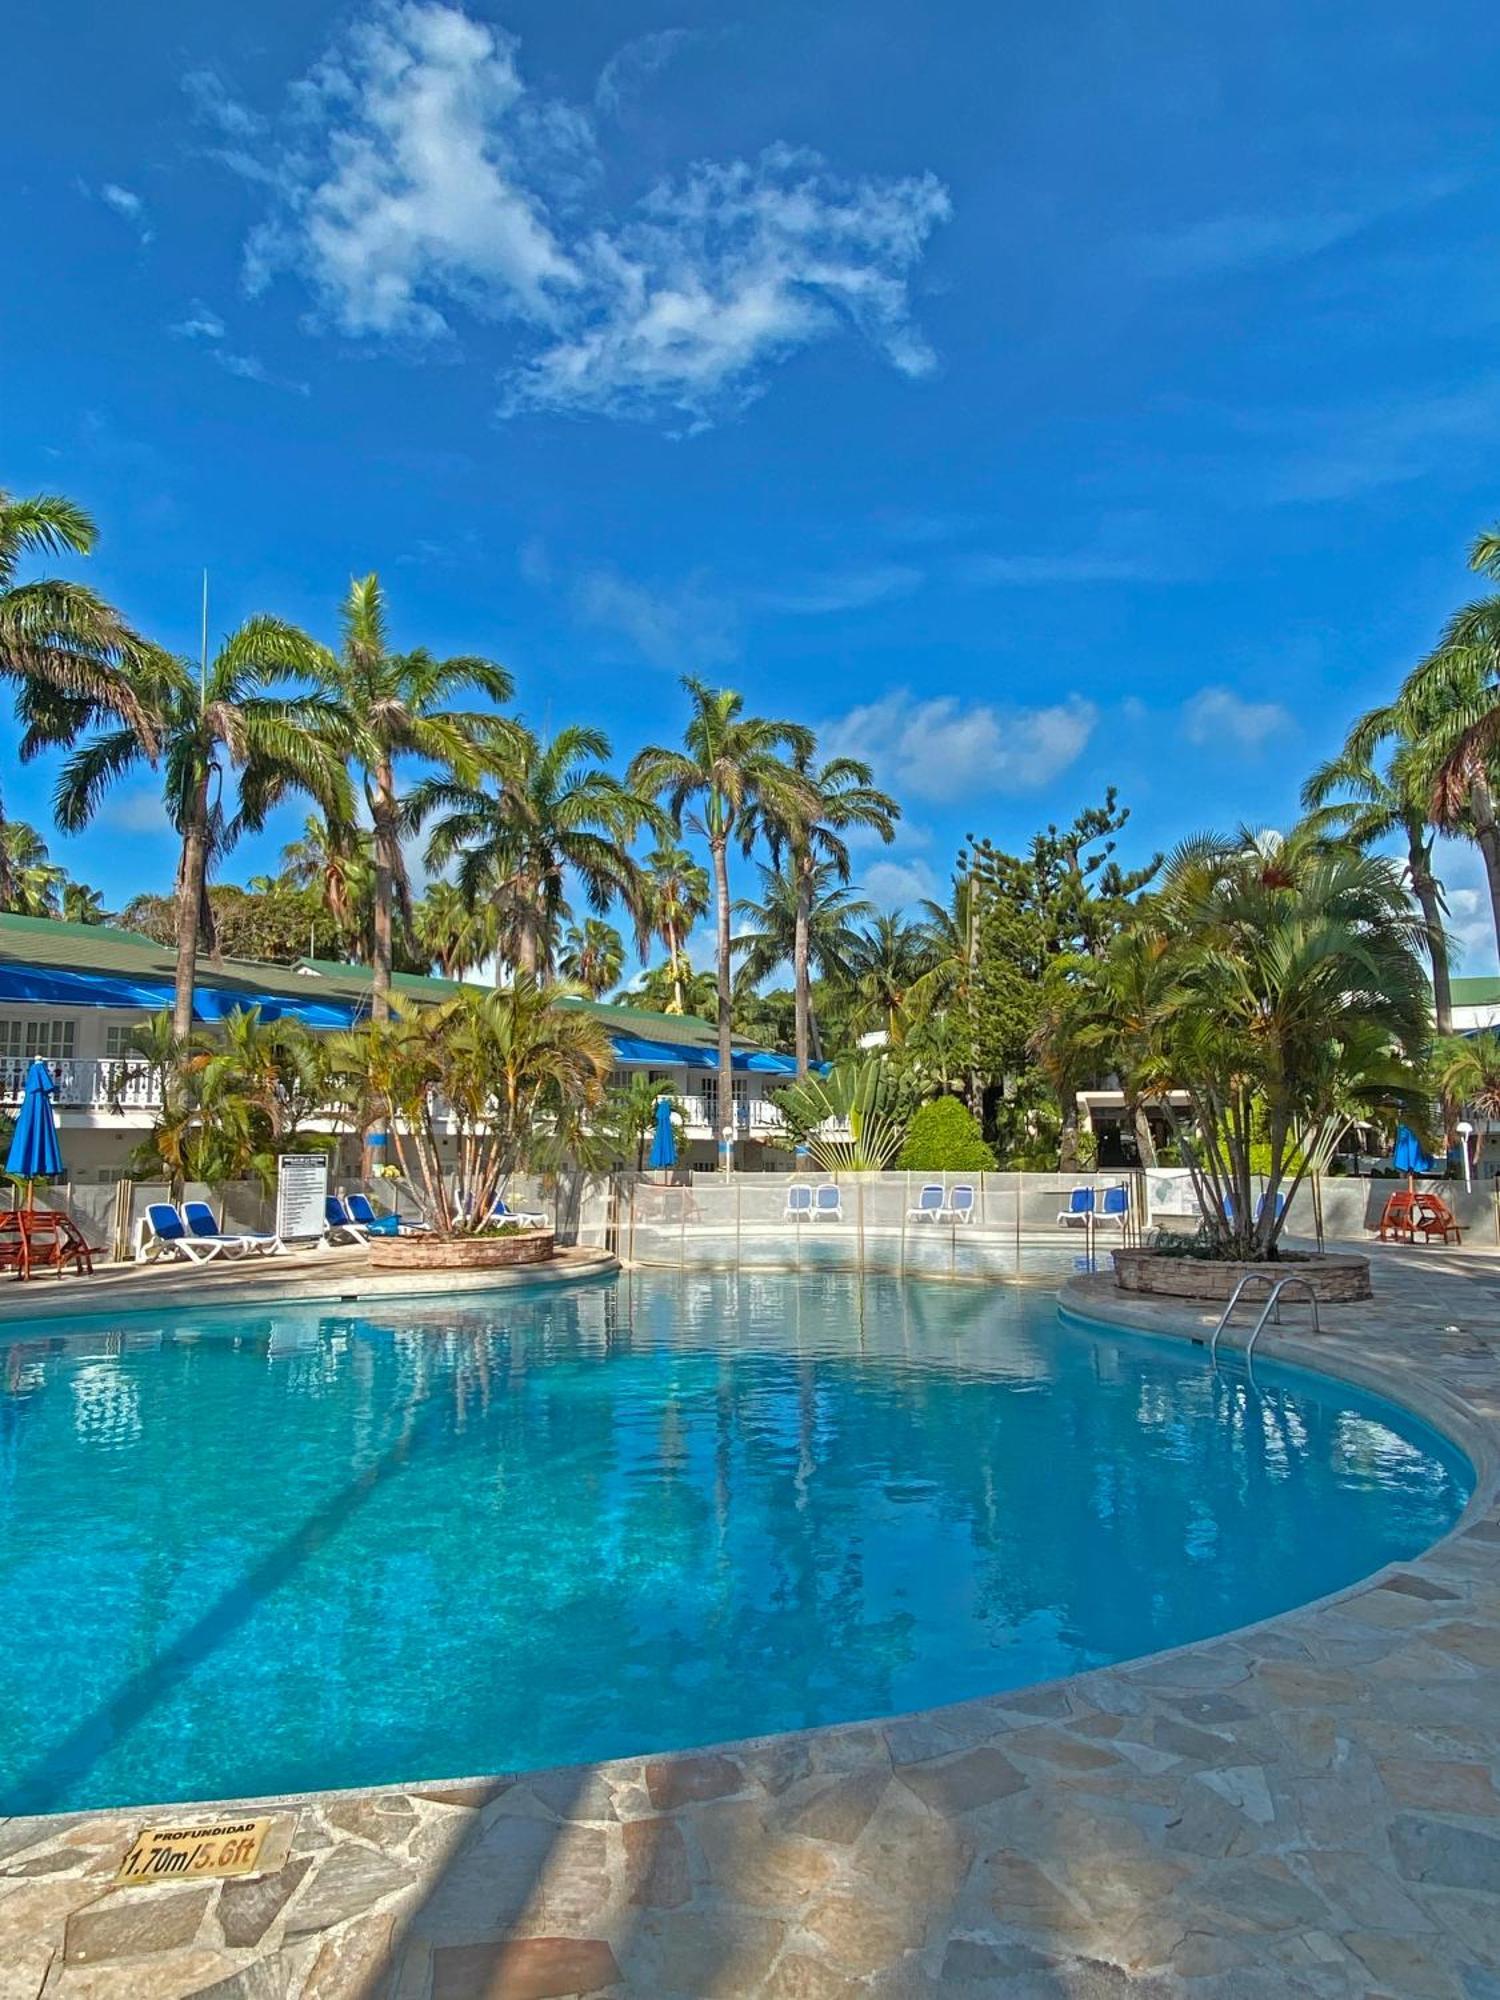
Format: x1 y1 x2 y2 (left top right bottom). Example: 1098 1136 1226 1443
1432 1032 1500 1123
559 918 626 998
416 879 496 981
755 752 898 1075
595 1073 683 1172
631 961 717 1019
630 681 815 1167
843 911 939 1044
641 840 709 1012
1303 707 1453 1032
896 1095 996 1172
1382 526 1500 962
772 1055 910 1173
0 486 155 904
309 574 512 1019
0 821 66 917
324 979 611 1232
52 632 355 1039
1151 826 1431 1256
733 861 873 1063
60 880 107 925
417 722 650 981
280 813 376 959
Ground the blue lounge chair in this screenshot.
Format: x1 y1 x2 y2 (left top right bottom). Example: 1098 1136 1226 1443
182 1200 282 1256
1097 1185 1129 1230
945 1184 976 1224
785 1182 813 1221
1057 1187 1095 1228
908 1184 944 1223
136 1202 241 1263
324 1195 370 1245
344 1192 404 1237
814 1184 843 1221
490 1194 547 1229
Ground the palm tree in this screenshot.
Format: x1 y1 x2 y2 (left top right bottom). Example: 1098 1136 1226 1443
1155 824 1431 1253
734 861 873 1063
1303 707 1454 1032
0 487 156 903
53 631 354 1038
418 722 651 981
560 918 625 997
632 961 717 1018
280 812 375 958
757 753 898 1076
416 879 496 980
641 840 709 1013
309 575 512 1020
61 881 107 925
0 822 66 917
910 872 982 1112
843 910 938 1043
630 681 815 1167
1385 526 1500 962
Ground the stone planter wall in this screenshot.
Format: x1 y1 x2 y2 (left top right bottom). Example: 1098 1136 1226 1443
1112 1246 1371 1303
367 1230 555 1273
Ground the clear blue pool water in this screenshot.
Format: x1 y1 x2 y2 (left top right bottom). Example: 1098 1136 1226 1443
0 1271 1471 1813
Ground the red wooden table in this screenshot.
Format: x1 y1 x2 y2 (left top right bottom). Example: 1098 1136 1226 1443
0 1208 97 1280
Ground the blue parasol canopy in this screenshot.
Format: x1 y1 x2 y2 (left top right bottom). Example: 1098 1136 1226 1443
648 1095 677 1171
6 1059 63 1181
1392 1124 1436 1175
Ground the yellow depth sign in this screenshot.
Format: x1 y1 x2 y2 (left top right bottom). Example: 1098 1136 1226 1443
115 1817 279 1885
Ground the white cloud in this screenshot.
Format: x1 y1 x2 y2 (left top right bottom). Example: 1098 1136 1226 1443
757 564 921 615
826 690 1097 801
242 3 580 340
508 145 950 424
167 300 308 393
92 182 154 243
571 565 737 670
203 2 949 426
862 856 938 910
1179 685 1292 754
182 68 267 140
170 300 227 340
595 29 692 117
958 552 1162 587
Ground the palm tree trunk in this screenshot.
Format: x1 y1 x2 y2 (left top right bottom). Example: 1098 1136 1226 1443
1469 771 1500 973
371 759 396 1024
665 916 683 1013
172 780 211 1043
1130 1096 1158 1169
1408 844 1453 1035
793 854 812 1079
712 834 734 1175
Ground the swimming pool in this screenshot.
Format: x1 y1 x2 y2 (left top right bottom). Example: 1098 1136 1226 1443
0 1270 1471 1814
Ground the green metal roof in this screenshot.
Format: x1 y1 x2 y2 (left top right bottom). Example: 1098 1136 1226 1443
1450 977 1500 1004
0 913 750 1049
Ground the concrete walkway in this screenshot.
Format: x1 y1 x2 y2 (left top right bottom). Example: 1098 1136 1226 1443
2 1245 1499 1996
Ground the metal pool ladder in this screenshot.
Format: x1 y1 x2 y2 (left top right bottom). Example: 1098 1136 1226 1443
1209 1273 1321 1361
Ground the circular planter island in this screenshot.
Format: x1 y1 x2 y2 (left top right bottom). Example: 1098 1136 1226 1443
367 1228 556 1273
1112 1245 1371 1303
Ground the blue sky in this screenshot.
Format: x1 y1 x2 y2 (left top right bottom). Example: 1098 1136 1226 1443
7 0 1500 970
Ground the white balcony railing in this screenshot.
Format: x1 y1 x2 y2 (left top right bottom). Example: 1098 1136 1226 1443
0 1056 161 1111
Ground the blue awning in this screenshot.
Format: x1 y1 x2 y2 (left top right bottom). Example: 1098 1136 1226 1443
608 1030 799 1074
0 963 358 1028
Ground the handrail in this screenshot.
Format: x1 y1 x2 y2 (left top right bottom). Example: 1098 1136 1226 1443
1211 1272 1322 1361
1244 1276 1320 1359
1208 1271 1279 1358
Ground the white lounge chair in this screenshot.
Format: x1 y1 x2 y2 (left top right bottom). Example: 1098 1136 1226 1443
136 1202 246 1264
908 1184 944 1222
1057 1188 1095 1228
490 1195 548 1229
182 1200 282 1256
785 1182 813 1221
944 1184 976 1224
323 1196 370 1246
813 1185 843 1221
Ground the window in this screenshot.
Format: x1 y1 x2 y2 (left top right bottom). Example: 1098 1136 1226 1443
105 1023 146 1058
0 1018 75 1062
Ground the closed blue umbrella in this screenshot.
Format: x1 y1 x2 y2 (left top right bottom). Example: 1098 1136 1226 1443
648 1095 677 1174
1392 1125 1435 1177
6 1059 63 1188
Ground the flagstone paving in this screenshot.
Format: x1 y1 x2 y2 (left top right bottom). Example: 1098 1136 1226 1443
3 1243 1500 1996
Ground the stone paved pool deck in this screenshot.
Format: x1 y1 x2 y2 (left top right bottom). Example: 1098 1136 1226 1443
3 1242 1500 1997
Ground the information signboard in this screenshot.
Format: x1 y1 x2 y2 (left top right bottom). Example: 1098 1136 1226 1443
276 1153 329 1242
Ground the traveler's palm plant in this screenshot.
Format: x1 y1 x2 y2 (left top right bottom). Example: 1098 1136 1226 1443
773 1055 910 1173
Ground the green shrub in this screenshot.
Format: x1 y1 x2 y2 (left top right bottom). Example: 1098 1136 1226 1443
897 1096 997 1173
